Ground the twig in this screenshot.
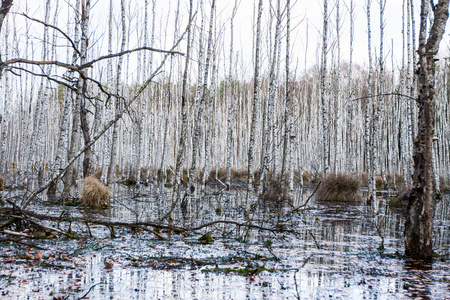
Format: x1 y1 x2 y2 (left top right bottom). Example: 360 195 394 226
77 283 101 300
290 182 322 213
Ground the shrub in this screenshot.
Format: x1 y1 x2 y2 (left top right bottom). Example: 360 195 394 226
0 174 4 190
81 176 110 208
315 173 362 203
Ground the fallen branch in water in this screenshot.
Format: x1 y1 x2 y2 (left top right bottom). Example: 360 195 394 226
0 207 299 239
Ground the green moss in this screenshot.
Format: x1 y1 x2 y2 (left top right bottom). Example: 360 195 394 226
199 232 214 244
215 205 222 216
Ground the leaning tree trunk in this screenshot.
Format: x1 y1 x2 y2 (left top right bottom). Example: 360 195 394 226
404 0 449 260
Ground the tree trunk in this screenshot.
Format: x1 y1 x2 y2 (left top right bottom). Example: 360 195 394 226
247 0 263 196
320 0 329 176
405 0 449 260
188 0 215 194
281 0 292 191
107 0 127 185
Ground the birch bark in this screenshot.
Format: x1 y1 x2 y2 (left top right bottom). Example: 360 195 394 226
225 0 238 187
320 0 329 176
345 0 354 174
101 0 114 183
107 0 127 185
281 0 292 191
260 0 281 191
365 0 375 200
247 0 263 195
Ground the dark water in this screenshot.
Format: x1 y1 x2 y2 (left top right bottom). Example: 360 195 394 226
1 184 449 299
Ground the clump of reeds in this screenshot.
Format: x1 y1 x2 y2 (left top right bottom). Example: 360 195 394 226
259 178 291 204
0 174 4 190
315 173 362 203
81 176 110 208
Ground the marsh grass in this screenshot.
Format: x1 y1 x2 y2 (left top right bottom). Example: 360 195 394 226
81 176 110 208
315 173 362 203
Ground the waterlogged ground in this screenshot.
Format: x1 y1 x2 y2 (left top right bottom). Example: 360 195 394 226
1 183 449 299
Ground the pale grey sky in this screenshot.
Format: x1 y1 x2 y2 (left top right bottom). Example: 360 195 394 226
5 0 450 80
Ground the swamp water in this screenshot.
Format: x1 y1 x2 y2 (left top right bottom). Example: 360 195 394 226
0 184 449 299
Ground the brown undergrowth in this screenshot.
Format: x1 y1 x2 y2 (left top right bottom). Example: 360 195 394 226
0 174 4 190
81 176 110 208
315 173 362 203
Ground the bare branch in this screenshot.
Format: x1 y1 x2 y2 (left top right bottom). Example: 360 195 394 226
19 13 81 57
81 46 185 69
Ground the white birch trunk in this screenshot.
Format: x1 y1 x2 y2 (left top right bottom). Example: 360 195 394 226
247 0 263 196
188 0 215 193
107 0 126 185
320 0 329 176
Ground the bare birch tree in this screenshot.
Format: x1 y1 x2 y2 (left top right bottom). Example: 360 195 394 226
225 0 239 188
107 0 127 185
281 0 292 191
247 0 263 196
320 0 329 177
404 0 449 260
188 0 215 193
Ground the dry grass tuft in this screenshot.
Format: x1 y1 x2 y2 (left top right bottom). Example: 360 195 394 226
230 168 248 182
0 174 4 190
316 173 362 203
81 176 110 208
209 168 227 182
375 175 384 189
140 167 147 181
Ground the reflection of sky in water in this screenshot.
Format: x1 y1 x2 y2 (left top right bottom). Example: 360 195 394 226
1 187 449 299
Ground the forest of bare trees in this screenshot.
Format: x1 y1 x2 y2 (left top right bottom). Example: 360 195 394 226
1 0 449 261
